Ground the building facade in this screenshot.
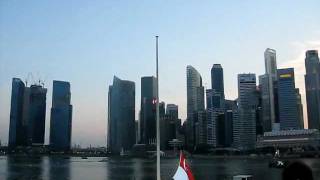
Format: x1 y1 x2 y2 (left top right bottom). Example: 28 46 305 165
211 64 225 99
140 76 157 144
277 68 300 130
26 85 47 145
186 65 205 150
166 104 178 119
50 81 72 151
304 50 320 130
259 74 272 132
8 78 26 148
107 76 136 154
234 74 257 150
261 48 278 132
206 89 224 147
295 88 304 129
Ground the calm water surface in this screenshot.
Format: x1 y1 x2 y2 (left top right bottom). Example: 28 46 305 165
0 156 319 180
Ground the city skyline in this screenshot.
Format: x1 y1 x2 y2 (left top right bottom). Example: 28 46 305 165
1 1 320 146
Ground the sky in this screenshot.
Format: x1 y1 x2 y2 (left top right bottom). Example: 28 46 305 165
1 0 320 147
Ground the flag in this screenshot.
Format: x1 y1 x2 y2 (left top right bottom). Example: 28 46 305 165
173 151 195 180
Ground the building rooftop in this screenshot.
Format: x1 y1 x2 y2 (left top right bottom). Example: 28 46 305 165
264 129 319 137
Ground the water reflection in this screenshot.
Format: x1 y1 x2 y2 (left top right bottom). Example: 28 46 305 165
2 156 320 180
48 157 71 180
104 158 177 180
6 156 44 180
106 158 135 179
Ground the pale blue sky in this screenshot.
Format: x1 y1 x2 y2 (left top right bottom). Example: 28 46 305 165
1 0 320 146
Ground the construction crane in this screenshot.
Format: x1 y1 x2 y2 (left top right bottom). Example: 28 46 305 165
25 72 34 87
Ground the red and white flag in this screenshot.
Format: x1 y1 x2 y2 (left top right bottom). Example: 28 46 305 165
173 151 195 180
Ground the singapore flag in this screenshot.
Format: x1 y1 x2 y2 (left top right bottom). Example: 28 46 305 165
173 152 195 180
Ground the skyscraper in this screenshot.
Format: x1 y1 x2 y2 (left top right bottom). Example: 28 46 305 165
195 110 207 146
25 85 47 145
211 64 225 98
107 76 135 154
50 81 72 151
166 104 178 119
160 111 177 150
304 50 320 130
261 48 278 132
140 76 157 144
206 89 224 147
186 65 205 149
8 78 26 148
8 78 47 147
259 74 272 132
224 110 234 147
187 65 204 118
234 73 257 150
277 68 300 130
295 88 304 129
224 100 237 147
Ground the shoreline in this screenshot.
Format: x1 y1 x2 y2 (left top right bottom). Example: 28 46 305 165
1 154 319 160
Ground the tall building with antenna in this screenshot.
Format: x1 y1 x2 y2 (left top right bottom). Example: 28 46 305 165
8 77 47 148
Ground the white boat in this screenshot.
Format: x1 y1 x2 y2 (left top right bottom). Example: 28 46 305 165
120 148 128 156
233 175 253 180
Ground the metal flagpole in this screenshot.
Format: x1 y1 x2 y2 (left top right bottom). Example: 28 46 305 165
156 35 160 180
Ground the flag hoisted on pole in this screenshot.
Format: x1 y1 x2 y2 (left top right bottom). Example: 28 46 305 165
156 35 161 180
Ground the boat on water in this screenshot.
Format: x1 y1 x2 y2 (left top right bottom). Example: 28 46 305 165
269 159 286 168
268 149 287 168
120 148 129 157
233 175 253 180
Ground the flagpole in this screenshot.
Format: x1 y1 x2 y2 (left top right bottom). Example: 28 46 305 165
156 35 160 180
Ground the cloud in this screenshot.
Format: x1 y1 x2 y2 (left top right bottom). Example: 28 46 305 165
279 40 320 129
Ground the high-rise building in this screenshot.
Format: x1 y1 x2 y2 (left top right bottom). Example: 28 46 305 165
208 64 228 147
255 87 263 135
295 88 304 129
186 65 205 149
304 50 320 130
26 85 47 145
50 81 72 151
211 64 225 99
206 89 224 147
259 74 272 132
166 104 178 119
159 101 166 118
8 78 26 148
140 76 157 144
160 114 177 150
277 68 300 130
224 110 234 147
187 65 205 119
261 48 278 131
165 104 183 147
196 110 207 146
8 79 47 148
107 76 135 154
234 73 257 150
224 99 237 147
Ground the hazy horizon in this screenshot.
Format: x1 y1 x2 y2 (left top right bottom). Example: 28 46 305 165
1 1 320 147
